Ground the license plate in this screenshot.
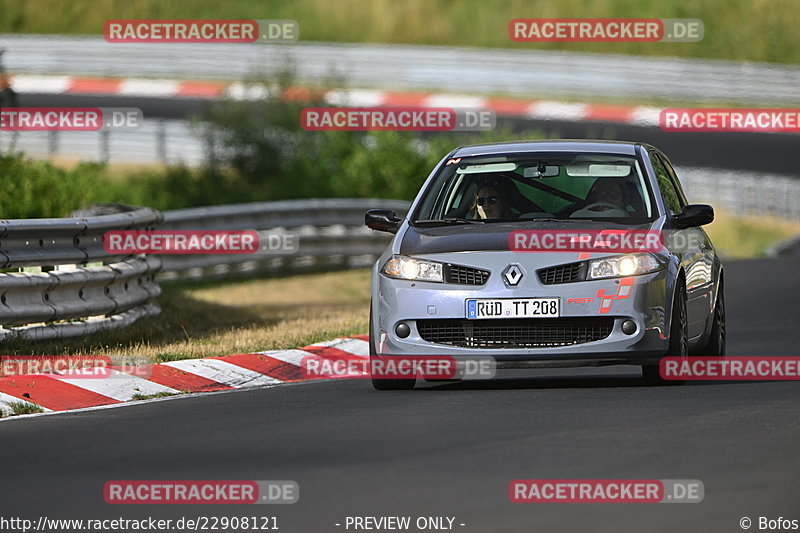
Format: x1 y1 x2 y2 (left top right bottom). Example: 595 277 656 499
466 298 560 319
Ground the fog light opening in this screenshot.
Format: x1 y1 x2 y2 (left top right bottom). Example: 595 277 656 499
621 320 637 335
395 322 411 338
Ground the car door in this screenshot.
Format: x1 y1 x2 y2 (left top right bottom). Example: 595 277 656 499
650 151 714 342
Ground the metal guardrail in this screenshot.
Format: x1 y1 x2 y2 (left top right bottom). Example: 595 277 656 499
158 199 407 279
2 35 800 105
0 119 202 166
677 167 800 221
0 208 162 341
0 199 405 341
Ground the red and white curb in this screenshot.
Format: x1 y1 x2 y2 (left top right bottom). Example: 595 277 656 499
0 335 369 417
7 74 663 127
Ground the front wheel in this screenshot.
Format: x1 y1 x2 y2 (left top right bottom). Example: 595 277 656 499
643 282 688 386
695 284 726 358
369 306 415 391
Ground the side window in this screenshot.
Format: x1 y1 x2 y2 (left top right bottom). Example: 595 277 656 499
659 154 689 206
650 152 682 214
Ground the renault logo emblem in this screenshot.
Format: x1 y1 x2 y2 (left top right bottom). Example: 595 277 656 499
503 264 524 286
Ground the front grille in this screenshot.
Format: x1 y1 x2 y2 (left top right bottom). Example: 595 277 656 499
417 317 613 348
538 262 586 285
445 264 490 285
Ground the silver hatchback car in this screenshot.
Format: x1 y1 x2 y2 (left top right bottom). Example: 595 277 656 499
366 141 725 390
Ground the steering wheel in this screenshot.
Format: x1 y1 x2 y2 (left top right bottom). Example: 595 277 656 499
581 202 629 215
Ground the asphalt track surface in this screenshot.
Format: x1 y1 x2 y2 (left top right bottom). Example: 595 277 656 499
1 257 798 532
18 93 800 175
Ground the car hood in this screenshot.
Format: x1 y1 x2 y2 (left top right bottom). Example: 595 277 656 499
399 220 658 255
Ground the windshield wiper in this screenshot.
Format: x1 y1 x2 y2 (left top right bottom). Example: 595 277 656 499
520 218 565 223
413 217 485 226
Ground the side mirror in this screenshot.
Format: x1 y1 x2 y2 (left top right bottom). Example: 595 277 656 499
673 204 714 229
365 209 402 233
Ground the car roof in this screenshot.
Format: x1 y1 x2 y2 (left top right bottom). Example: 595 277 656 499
451 139 644 158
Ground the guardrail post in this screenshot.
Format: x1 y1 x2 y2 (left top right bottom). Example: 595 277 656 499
100 128 110 163
47 130 58 158
157 120 167 164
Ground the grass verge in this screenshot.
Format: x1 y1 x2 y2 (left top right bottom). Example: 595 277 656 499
1 401 46 417
2 269 372 362
131 391 180 401
705 209 800 259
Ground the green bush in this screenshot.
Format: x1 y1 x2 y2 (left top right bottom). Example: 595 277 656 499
93 165 245 210
0 153 104 218
195 78 545 202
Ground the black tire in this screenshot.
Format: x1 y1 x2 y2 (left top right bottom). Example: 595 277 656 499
369 306 415 391
696 284 726 358
643 281 688 386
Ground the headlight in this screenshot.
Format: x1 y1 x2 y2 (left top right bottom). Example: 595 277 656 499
382 255 444 282
588 253 663 280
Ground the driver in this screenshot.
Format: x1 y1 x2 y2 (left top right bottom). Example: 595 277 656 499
470 182 514 220
583 178 631 212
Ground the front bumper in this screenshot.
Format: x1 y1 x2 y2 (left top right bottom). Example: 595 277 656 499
373 252 672 367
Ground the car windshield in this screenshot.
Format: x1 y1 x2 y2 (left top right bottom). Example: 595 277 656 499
413 152 655 225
